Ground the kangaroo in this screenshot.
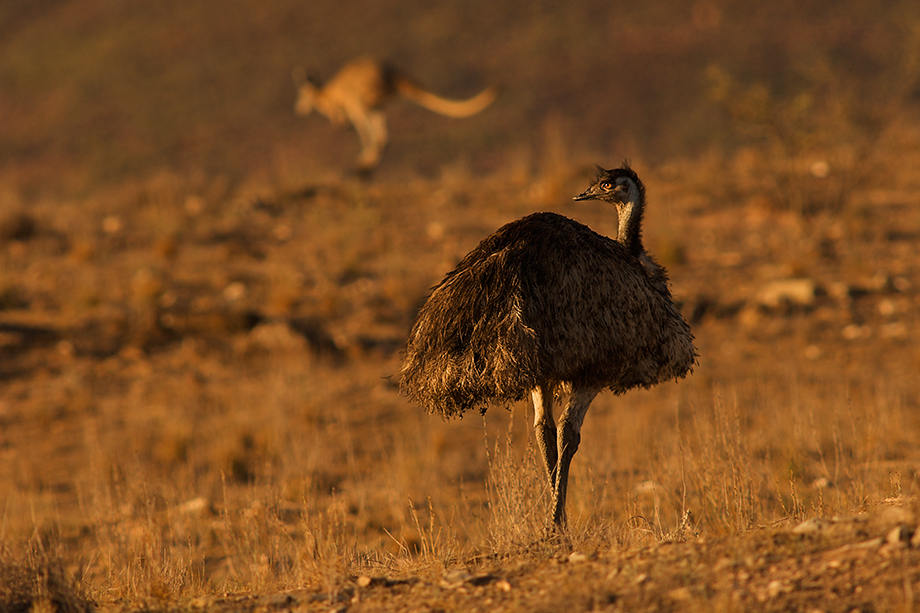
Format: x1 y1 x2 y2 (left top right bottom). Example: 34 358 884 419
293 56 496 172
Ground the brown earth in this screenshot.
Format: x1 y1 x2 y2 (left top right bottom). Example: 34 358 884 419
3 156 920 612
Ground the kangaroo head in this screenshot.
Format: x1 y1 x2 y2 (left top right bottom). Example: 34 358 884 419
292 67 319 116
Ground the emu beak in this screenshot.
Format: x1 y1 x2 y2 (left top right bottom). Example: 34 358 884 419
573 189 594 201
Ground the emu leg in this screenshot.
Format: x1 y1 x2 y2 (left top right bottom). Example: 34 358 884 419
531 387 558 487
551 387 599 527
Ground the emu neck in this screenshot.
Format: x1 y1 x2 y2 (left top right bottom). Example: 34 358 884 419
617 200 645 257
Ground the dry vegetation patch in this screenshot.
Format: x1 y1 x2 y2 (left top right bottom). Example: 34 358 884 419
3 152 920 611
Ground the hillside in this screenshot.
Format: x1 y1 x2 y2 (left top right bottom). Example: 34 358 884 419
2 0 918 192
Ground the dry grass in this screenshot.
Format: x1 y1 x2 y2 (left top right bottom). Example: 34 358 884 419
6 147 920 609
0 546 94 613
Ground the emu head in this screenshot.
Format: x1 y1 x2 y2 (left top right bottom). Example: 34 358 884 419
574 164 646 254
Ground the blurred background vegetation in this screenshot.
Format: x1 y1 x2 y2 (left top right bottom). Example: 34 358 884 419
2 0 919 198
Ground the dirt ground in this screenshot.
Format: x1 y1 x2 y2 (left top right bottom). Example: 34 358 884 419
3 156 920 612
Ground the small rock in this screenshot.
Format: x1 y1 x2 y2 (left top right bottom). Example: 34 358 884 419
810 160 830 178
767 579 785 598
568 552 589 564
668 586 692 601
713 557 733 571
102 215 122 234
441 570 472 589
878 298 897 317
869 271 892 291
223 281 247 302
792 518 829 534
356 575 373 588
178 497 211 515
426 222 445 240
842 324 868 340
758 278 816 308
887 526 911 544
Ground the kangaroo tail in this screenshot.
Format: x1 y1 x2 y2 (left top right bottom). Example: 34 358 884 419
394 75 496 118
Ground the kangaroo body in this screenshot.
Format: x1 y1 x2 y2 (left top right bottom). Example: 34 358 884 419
294 57 496 171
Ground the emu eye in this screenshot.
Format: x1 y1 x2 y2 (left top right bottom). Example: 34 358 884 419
599 181 612 190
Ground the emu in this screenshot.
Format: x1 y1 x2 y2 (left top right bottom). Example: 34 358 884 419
400 164 697 528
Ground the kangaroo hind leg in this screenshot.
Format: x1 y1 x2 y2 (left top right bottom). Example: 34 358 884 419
352 109 387 171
